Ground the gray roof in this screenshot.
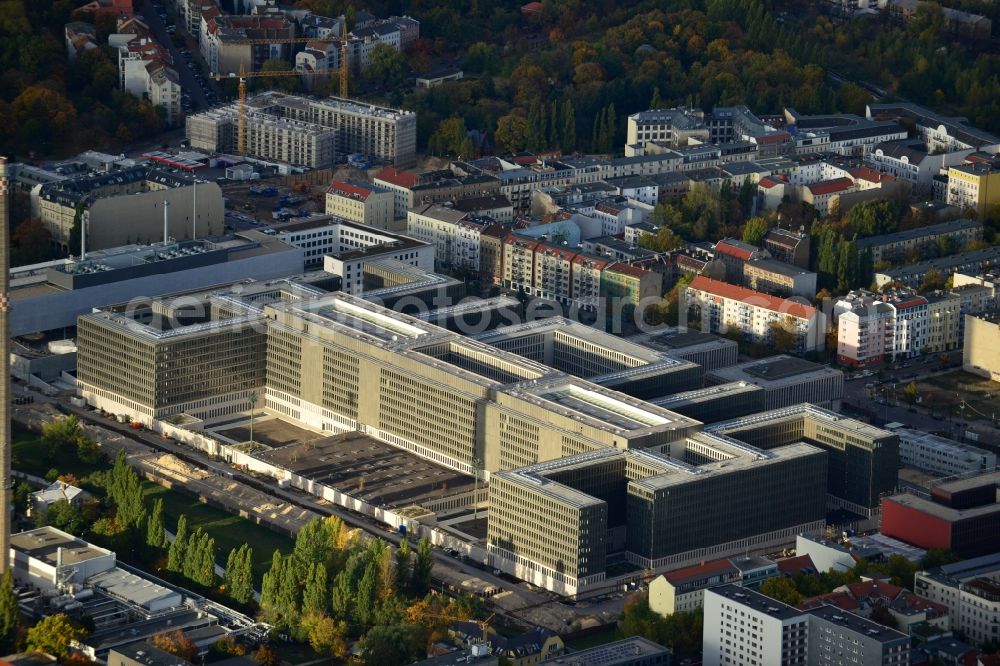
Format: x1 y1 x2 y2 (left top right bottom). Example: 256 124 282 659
804 604 909 644
110 642 194 666
874 139 930 162
878 244 1000 279
868 102 1000 148
545 636 670 665
856 220 981 250
708 584 803 620
746 257 814 278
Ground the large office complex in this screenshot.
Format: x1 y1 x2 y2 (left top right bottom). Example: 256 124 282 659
629 328 740 371
77 286 271 421
703 585 910 666
489 439 825 594
76 281 895 596
882 470 1000 558
471 318 703 399
186 92 416 167
8 233 304 337
489 402 894 592
706 404 898 517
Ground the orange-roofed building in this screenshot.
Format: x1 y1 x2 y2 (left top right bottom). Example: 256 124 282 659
649 559 742 616
75 0 133 18
326 179 395 231
374 167 421 221
803 177 857 217
684 275 826 352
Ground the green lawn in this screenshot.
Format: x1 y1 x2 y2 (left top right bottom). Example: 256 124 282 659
14 426 293 580
143 482 293 580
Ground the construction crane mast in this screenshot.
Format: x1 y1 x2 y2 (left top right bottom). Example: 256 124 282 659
340 21 349 98
215 64 307 156
212 17 353 156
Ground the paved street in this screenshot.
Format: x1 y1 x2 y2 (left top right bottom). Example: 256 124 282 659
840 355 1000 444
136 0 211 111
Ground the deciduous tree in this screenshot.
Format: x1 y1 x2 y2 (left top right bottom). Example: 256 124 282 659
149 630 198 662
26 613 87 659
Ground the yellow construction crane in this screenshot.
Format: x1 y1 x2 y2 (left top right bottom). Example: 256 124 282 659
213 22 351 156
213 64 305 156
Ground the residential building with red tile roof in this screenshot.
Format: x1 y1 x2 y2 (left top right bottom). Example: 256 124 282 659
326 180 395 231
802 177 857 216
684 275 826 352
798 579 949 633
373 167 421 221
713 237 769 283
777 554 816 577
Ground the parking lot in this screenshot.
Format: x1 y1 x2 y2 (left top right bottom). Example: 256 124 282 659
255 430 477 509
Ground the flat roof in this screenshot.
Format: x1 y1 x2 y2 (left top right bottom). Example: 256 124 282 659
473 317 671 365
10 527 112 566
743 356 825 380
933 468 1000 493
805 604 908 642
709 403 889 441
746 257 814 278
534 382 669 428
545 636 669 665
707 584 802 620
110 642 194 666
87 567 182 611
885 491 1000 522
632 328 735 351
286 292 440 342
254 431 476 508
707 356 841 387
651 381 761 408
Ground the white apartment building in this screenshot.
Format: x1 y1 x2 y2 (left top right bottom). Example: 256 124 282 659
406 203 481 271
704 585 910 666
703 586 810 666
146 64 182 125
892 294 929 358
885 425 997 476
112 20 182 125
684 275 827 353
915 554 1000 648
869 140 973 196
836 287 969 367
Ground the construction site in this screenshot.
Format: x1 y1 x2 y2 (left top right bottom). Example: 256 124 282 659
186 92 417 169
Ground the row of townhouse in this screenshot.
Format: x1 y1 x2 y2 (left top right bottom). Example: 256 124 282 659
834 283 997 367
294 16 419 86
499 235 662 312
